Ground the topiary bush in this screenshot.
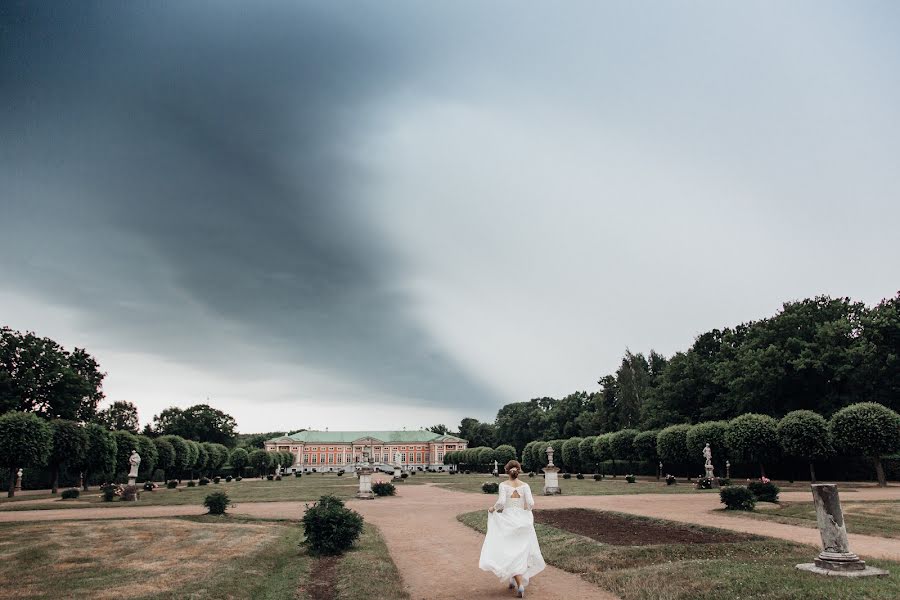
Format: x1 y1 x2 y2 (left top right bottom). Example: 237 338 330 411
235 476 242 482
100 483 121 502
625 474 636 483
400 472 409 479
725 414 779 478
657 424 692 475
717 477 731 487
482 482 499 494
143 481 157 492
61 488 80 500
167 480 178 489
275 475 282 481
778 410 833 483
830 402 900 487
576 473 584 480
748 479 780 502
372 482 396 496
695 477 714 490
213 476 221 484
593 473 603 481
187 480 196 488
301 495 364 556
528 472 535 478
720 486 756 511
225 475 233 482
665 474 677 485
204 491 230 515
295 472 302 478
562 472 571 480
199 477 210 486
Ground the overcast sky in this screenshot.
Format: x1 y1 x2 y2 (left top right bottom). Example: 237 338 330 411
2 2 898 433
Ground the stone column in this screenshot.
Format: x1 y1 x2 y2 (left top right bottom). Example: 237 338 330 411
796 484 887 577
14 469 23 492
543 446 561 495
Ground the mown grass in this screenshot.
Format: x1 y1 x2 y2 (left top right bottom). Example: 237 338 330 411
722 500 900 539
458 509 900 600
422 473 719 495
0 514 405 599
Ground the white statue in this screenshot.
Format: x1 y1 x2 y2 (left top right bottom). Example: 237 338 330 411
493 459 499 472
703 443 713 467
395 452 402 467
128 450 141 479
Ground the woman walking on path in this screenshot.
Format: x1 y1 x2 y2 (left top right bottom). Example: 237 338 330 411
479 460 546 597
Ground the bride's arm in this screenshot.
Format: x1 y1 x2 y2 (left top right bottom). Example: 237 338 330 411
489 483 505 512
524 484 535 510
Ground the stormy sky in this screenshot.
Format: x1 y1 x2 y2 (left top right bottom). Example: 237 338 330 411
2 2 899 433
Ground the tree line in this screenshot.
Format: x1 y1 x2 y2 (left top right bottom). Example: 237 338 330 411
450 294 900 455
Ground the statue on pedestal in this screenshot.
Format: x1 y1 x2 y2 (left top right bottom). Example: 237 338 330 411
703 443 715 480
543 446 561 495
15 468 23 491
127 451 141 485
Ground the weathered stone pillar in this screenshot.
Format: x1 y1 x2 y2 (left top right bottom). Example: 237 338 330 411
796 484 887 577
14 469 23 492
543 446 561 495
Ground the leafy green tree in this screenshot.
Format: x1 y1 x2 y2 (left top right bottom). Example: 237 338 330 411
0 411 52 497
562 437 583 472
205 443 230 475
280 451 295 468
229 447 249 477
457 418 498 448
0 327 106 421
152 404 238 446
495 400 549 453
534 442 550 469
725 414 779 478
578 436 598 473
111 430 140 478
857 294 900 411
656 424 692 476
134 434 158 480
615 352 652 427
158 435 190 479
777 410 832 482
76 423 117 490
249 449 272 476
194 441 209 475
519 442 536 471
94 401 139 433
184 440 201 478
830 402 900 487
47 420 88 494
152 437 175 479
593 434 613 475
494 444 516 466
685 421 728 472
477 447 496 469
427 424 450 435
610 429 639 463
236 431 287 450
632 430 659 464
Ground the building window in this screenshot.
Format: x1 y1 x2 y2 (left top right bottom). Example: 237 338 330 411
401 453 407 462
303 454 309 463
416 453 422 463
437 452 444 461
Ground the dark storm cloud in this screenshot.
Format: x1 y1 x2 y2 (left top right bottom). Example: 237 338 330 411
0 3 500 409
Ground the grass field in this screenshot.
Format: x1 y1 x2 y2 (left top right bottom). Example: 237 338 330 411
0 515 404 600
458 508 900 600
417 472 721 495
722 500 900 539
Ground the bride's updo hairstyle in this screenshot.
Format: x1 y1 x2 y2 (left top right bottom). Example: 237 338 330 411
504 460 522 479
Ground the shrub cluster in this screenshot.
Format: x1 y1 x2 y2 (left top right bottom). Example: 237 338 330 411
301 495 364 556
372 482 396 496
204 491 230 515
199 477 210 486
166 480 178 489
187 480 196 488
720 485 756 511
562 473 571 480
625 474 636 483
695 477 714 490
225 475 233 482
295 472 302 478
593 473 603 481
61 488 80 500
213 476 221 484
665 474 676 485
748 479 780 502
482 482 499 494
143 481 157 492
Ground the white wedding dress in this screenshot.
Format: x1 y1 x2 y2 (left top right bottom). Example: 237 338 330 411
479 480 546 589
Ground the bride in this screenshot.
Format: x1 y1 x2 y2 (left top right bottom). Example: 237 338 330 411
479 460 546 597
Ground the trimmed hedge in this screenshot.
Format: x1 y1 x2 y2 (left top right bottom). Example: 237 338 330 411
720 486 755 511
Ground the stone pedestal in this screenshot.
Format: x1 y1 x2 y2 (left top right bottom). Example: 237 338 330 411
393 466 402 481
796 484 888 577
356 467 375 500
14 469 23 492
122 485 139 502
543 465 561 495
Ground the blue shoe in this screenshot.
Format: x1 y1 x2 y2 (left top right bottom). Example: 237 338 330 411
517 586 525 598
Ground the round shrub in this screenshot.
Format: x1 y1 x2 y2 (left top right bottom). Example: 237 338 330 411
625 474 636 483
656 424 691 466
593 473 603 481
267 475 274 481
695 477 714 490
528 472 535 478
187 480 196 488
204 491 230 515
199 477 210 486
213 476 221 484
143 481 157 492
633 430 660 463
725 414 779 478
61 488 80 500
778 410 833 482
720 486 756 511
100 483 121 502
562 472 571 480
494 444 517 465
275 475 282 481
830 402 900 487
576 473 584 480
166 480 178 489
295 472 302 478
748 480 780 502
235 476 243 482
665 474 677 485
482 481 499 494
225 475 233 482
302 495 364 556
372 482 396 496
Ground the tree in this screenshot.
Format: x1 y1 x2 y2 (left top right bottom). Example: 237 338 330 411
616 352 652 427
457 418 497 448
830 402 900 487
494 445 516 466
593 434 613 474
725 414 779 478
153 437 175 479
534 442 550 469
685 421 728 472
204 442 229 475
520 442 537 472
857 294 900 411
427 424 450 435
633 430 659 464
280 451 295 468
76 423 117 490
777 410 832 482
0 411 52 497
578 436 598 473
561 437 583 473
249 449 272 476
95 401 139 433
229 447 249 477
0 327 106 421
47 420 88 494
159 435 190 479
609 429 639 463
656 424 691 477
185 440 201 478
135 434 159 480
236 432 286 450
111 430 140 478
194 441 209 475
495 400 550 453
152 404 238 446
477 447 496 469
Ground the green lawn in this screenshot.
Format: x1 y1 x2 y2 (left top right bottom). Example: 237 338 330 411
422 473 720 495
0 515 404 600
458 509 900 600
723 500 900 539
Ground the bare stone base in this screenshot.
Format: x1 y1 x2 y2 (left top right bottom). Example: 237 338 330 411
356 492 375 500
543 487 561 495
796 563 888 578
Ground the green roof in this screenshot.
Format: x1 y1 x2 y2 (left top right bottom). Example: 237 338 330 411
266 430 466 444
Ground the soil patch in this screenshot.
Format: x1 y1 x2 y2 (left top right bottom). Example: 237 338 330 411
534 508 753 546
303 555 338 600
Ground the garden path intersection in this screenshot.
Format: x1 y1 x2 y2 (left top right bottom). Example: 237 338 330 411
2 482 900 598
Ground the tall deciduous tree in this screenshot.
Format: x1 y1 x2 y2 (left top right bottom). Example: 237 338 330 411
76 423 117 490
152 404 238 447
725 414 779 478
229 447 249 477
158 435 189 480
135 435 159 479
95 401 140 434
656 424 691 477
0 411 53 496
830 402 900 487
48 420 88 494
152 437 175 479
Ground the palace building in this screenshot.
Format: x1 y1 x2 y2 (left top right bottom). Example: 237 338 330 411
264 430 468 472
